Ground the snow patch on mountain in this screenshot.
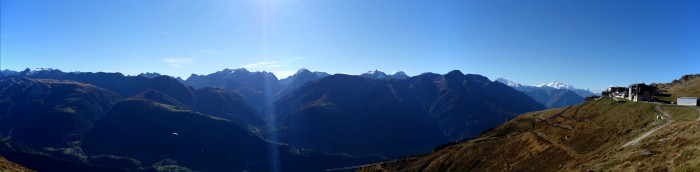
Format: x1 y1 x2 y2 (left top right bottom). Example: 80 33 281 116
536 81 574 90
361 70 411 80
496 78 596 97
361 70 388 79
495 78 523 87
138 72 162 79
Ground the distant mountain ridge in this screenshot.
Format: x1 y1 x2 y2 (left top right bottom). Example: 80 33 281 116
496 78 596 97
2 69 263 130
2 67 547 170
0 77 122 149
1 69 19 77
3 67 421 112
271 71 545 158
537 81 575 89
183 68 279 111
3 68 412 82
3 68 560 112
358 74 700 172
278 68 331 96
496 78 589 108
0 75 376 171
137 72 162 79
359 70 409 80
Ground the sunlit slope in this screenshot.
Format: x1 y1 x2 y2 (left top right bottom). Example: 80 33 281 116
0 156 32 172
359 98 681 171
655 74 700 102
577 104 700 171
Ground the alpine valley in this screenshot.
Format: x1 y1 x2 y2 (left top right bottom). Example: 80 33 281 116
1 68 698 171
0 68 546 171
360 74 700 172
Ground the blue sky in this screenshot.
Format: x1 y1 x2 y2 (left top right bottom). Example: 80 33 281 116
1 0 698 90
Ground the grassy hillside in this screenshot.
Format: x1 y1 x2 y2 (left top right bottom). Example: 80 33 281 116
358 98 700 171
655 74 700 102
578 104 700 171
0 156 32 172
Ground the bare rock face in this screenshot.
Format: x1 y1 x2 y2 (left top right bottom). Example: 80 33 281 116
673 74 700 85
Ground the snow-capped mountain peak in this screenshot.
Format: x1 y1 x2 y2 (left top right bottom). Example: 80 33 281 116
32 68 56 71
138 72 162 79
362 70 388 79
18 68 62 76
497 78 596 97
495 78 523 87
288 68 329 78
367 70 386 75
536 81 574 89
233 68 250 74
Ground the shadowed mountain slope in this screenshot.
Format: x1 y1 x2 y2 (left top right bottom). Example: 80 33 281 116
18 69 265 129
184 68 279 111
359 98 661 171
277 68 330 96
271 71 545 158
361 74 700 172
83 98 379 171
524 89 584 108
20 69 197 109
0 77 122 149
496 78 586 108
193 87 265 128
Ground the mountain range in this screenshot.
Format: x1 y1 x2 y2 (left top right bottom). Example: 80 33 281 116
271 71 544 158
496 78 596 97
3 68 686 171
496 78 595 108
1 68 551 171
359 70 410 80
358 74 700 171
0 74 375 171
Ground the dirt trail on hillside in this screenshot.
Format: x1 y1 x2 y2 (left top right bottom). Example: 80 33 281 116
620 104 673 148
532 131 581 157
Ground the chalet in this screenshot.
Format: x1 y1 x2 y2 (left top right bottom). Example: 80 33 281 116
628 83 656 102
677 97 699 106
608 86 628 98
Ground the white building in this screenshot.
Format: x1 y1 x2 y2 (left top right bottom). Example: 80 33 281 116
677 97 699 106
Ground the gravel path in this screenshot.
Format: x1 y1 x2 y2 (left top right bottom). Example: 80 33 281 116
620 104 673 148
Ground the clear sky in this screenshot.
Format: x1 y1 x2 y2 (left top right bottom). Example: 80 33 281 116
1 0 698 90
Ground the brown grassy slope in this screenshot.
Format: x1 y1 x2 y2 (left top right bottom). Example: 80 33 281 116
577 105 700 171
0 156 32 172
358 98 660 172
654 74 700 102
